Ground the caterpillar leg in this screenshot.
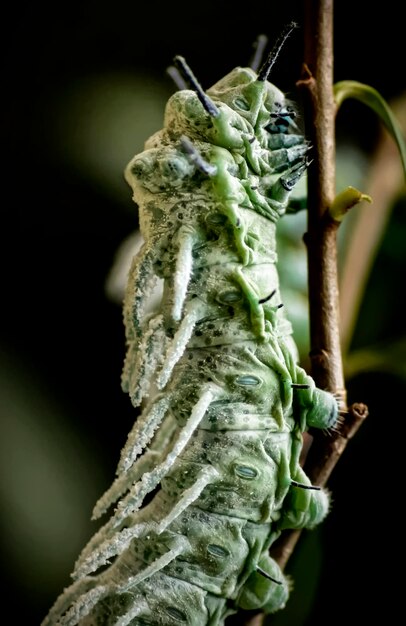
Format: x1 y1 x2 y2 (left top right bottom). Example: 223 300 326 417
278 466 331 531
236 553 289 614
292 365 339 431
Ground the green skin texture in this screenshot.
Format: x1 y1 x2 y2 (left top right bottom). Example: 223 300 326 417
43 67 337 626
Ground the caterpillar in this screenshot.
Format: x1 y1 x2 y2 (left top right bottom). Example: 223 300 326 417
43 24 338 626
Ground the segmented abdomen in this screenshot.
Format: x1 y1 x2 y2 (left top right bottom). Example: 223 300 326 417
42 63 337 626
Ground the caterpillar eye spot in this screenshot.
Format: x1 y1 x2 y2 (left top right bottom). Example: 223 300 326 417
217 290 242 304
234 97 250 111
165 607 187 621
235 375 262 386
234 464 258 479
206 212 227 225
207 544 230 558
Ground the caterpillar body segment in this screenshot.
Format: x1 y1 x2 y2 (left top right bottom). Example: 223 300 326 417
43 45 338 626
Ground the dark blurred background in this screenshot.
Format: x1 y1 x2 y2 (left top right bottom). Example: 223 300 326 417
1 2 405 624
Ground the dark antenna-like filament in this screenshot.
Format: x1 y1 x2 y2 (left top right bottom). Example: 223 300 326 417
180 136 217 177
257 21 298 82
173 55 219 117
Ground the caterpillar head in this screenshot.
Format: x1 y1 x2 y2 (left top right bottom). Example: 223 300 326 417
207 66 286 136
163 65 297 160
163 88 248 150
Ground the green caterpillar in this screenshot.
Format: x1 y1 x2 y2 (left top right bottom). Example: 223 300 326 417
43 25 338 626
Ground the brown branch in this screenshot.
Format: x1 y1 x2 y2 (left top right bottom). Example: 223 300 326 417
236 2 368 625
300 0 344 395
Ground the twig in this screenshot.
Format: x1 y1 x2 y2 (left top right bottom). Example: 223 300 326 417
300 0 343 395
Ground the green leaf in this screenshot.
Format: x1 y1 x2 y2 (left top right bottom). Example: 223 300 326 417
334 80 406 177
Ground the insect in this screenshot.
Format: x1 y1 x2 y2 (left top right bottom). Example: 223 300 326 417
43 23 338 626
